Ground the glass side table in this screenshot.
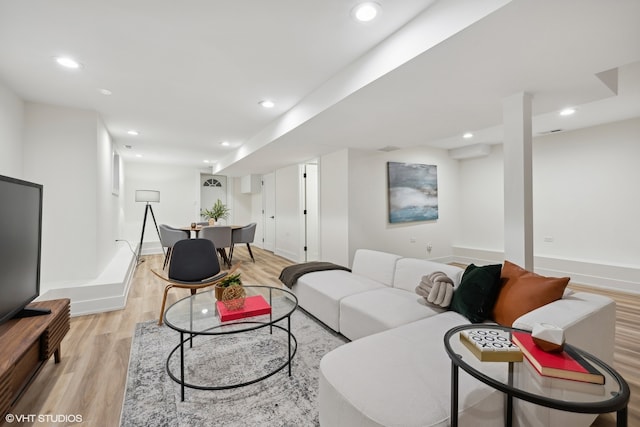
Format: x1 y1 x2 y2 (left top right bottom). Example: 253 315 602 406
444 324 629 427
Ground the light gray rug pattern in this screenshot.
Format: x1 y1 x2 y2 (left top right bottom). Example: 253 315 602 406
120 309 347 427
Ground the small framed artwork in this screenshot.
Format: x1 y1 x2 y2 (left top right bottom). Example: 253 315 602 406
387 161 438 223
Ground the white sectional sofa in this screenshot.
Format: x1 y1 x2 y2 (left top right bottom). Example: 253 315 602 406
288 249 617 427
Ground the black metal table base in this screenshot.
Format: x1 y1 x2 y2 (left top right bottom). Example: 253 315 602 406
446 325 630 427
166 319 298 401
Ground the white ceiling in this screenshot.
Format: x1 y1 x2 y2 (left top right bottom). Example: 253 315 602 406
1 0 639 177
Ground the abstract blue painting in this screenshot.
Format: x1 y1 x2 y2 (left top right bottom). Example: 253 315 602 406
387 162 438 223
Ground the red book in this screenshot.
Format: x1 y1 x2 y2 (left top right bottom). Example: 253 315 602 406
512 331 605 385
216 295 271 322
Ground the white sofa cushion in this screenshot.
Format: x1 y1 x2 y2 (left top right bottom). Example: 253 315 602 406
320 311 505 427
351 249 402 287
339 288 445 340
393 257 464 293
292 270 385 332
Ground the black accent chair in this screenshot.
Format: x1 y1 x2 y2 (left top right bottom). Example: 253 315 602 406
152 238 240 325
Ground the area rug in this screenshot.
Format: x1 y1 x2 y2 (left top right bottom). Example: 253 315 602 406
120 309 347 427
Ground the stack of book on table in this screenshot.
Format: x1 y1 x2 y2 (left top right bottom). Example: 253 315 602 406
216 295 271 322
460 329 523 362
512 331 605 385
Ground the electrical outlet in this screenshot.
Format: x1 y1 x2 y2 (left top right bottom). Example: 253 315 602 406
543 236 554 243
410 237 416 243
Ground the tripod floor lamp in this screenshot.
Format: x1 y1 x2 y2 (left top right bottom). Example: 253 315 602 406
135 190 162 263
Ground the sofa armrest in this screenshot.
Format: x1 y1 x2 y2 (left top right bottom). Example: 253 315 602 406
512 292 616 365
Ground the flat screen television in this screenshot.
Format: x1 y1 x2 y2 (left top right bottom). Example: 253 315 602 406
0 174 46 325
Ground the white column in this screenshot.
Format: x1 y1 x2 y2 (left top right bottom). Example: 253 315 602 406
502 92 533 269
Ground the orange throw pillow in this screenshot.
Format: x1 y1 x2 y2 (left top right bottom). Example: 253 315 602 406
492 260 569 327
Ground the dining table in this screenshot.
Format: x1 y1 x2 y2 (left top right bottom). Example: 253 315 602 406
180 225 203 238
179 224 242 238
179 224 243 267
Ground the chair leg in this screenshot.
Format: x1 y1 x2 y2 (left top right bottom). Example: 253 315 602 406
158 284 173 325
228 244 234 264
246 243 255 262
163 247 172 270
217 248 231 268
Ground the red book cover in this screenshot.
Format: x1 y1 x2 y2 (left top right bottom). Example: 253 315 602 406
512 331 604 385
216 295 271 322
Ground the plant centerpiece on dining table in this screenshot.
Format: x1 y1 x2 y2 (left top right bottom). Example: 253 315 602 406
201 199 230 226
215 273 244 309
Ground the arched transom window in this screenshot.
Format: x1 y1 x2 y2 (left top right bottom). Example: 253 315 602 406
203 178 222 187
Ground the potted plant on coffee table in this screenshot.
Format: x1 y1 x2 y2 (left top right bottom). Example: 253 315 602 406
215 272 242 301
201 199 230 226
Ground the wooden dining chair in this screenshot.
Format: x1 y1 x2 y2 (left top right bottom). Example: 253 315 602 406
151 238 240 325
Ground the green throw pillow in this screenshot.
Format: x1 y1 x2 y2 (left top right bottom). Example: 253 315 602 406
450 263 502 323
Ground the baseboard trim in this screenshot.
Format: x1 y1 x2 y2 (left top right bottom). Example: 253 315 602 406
275 248 300 263
452 246 640 295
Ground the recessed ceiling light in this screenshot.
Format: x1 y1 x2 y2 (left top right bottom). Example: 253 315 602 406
55 56 81 69
463 132 473 139
559 108 576 116
259 100 275 108
221 141 230 147
127 130 139 136
352 2 381 22
135 154 143 158
98 88 112 96
203 160 210 163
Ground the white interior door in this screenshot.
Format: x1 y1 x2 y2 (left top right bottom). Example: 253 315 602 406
200 174 227 222
262 172 276 252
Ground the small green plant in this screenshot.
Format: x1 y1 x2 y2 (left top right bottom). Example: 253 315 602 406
218 273 242 288
201 199 230 221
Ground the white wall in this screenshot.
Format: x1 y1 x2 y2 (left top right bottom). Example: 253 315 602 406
319 149 350 266
455 117 640 291
347 146 460 264
533 118 639 265
456 145 505 252
316 146 460 267
0 98 132 314
229 176 253 226
0 81 24 178
23 103 100 285
124 162 202 253
96 119 120 274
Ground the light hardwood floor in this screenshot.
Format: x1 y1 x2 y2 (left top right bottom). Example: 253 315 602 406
8 250 638 426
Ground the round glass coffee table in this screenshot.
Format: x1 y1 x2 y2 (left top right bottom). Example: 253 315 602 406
444 324 629 427
164 285 298 401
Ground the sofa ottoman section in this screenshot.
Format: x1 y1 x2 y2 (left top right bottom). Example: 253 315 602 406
339 288 445 341
320 311 505 427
